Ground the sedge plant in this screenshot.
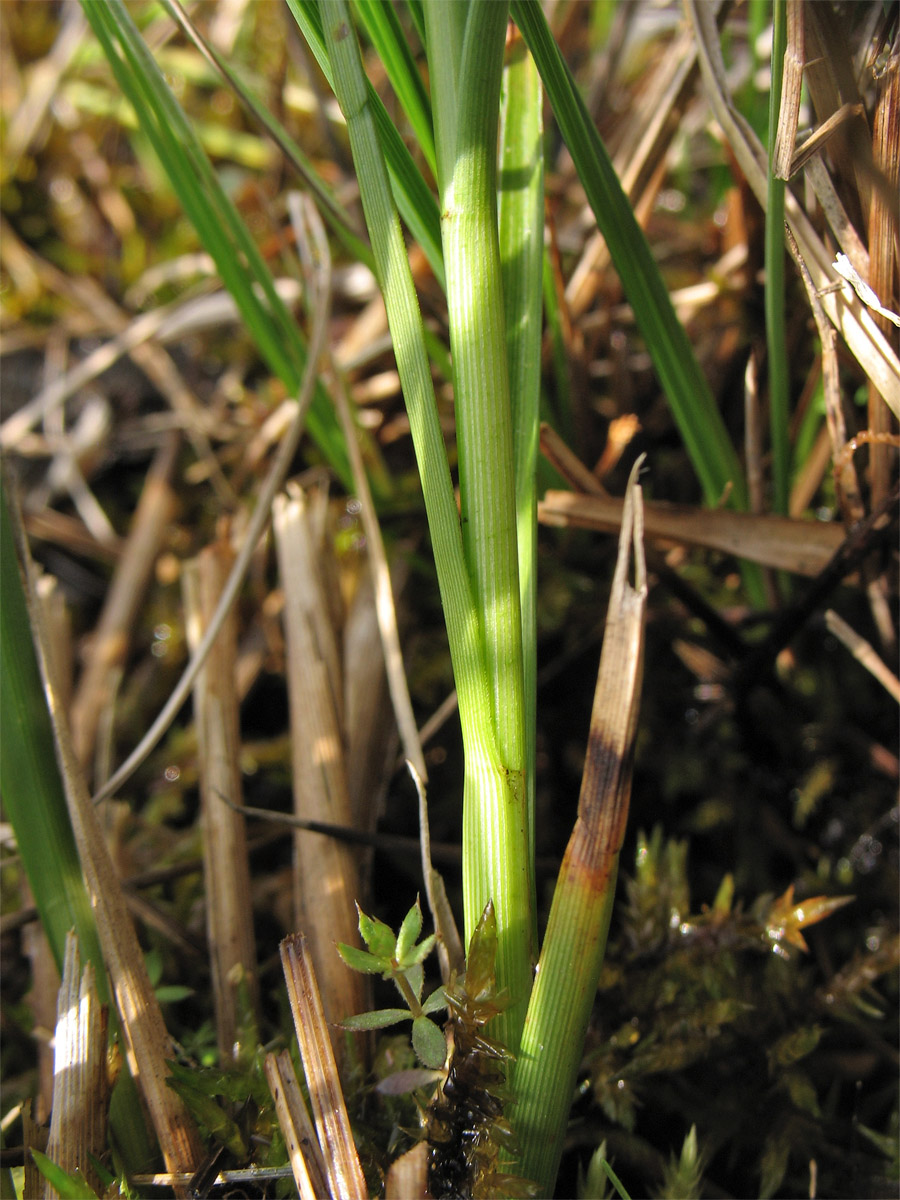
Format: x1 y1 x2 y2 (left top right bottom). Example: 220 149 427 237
310 2 717 1190
5 1 818 1194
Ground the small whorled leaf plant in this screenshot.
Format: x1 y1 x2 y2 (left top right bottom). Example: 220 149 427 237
336 896 449 1072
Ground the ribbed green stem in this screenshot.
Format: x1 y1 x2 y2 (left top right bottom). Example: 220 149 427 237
321 0 532 1041
425 0 534 1041
322 0 534 1049
499 35 543 929
517 862 619 1189
430 1 526 776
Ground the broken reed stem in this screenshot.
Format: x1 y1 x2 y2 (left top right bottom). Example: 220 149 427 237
279 934 367 1200
784 226 866 527
342 567 394 837
263 1049 330 1200
44 932 108 1198
183 540 258 1065
773 0 803 181
273 485 367 1038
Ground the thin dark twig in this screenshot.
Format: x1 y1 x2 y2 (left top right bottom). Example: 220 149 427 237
734 482 899 691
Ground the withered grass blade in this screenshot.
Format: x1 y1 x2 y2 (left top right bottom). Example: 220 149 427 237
90 204 335 808
784 227 866 526
6 485 202 1183
773 0 804 180
329 361 427 784
538 489 846 577
342 568 395 837
686 0 900 418
516 459 648 1193
46 702 203 1184
183 541 259 1065
566 16 702 319
279 933 368 1200
825 609 900 704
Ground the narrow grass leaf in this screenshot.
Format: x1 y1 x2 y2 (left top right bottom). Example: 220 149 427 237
0 485 105 985
160 0 372 267
81 0 351 484
352 0 436 177
511 0 747 512
285 0 445 289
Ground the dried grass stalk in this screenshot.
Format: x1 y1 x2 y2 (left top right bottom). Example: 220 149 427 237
867 47 900 508
566 17 701 318
825 609 900 703
803 2 872 223
23 1102 49 1200
22 885 59 1124
329 362 425 784
773 0 804 180
687 0 900 416
784 227 865 525
273 486 366 1033
183 541 258 1065
69 432 179 773
43 932 108 1197
279 934 368 1200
